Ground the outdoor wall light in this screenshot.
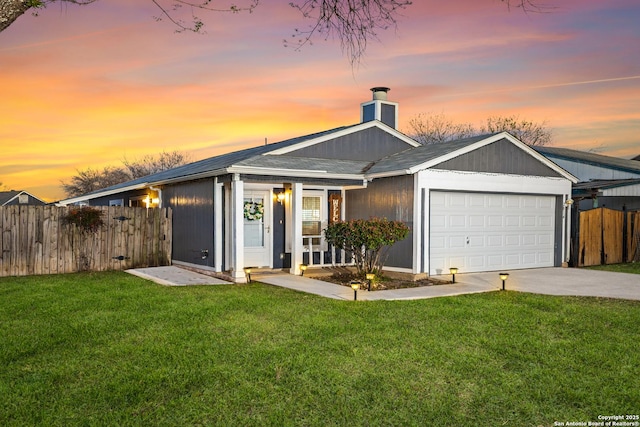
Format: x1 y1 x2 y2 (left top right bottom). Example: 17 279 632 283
276 192 286 204
499 272 509 291
365 273 375 291
449 267 458 283
300 264 308 276
244 267 252 283
350 281 360 301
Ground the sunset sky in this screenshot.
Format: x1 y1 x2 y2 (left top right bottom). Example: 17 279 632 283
1 0 639 202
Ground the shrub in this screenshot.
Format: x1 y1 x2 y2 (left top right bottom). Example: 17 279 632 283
324 218 409 276
62 206 105 234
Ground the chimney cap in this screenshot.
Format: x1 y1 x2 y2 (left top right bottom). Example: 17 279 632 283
370 86 390 101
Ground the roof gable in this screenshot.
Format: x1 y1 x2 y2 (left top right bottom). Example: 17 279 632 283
265 121 419 159
367 132 577 182
433 137 562 177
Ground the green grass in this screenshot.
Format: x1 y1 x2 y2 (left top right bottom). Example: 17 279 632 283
588 262 640 274
1 272 639 426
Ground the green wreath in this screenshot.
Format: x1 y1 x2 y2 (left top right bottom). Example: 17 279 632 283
243 201 264 221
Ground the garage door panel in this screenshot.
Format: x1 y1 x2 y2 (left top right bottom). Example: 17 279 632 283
430 192 555 274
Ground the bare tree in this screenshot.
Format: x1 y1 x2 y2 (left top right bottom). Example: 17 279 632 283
407 112 476 145
1 1 547 64
61 166 130 198
61 150 190 197
122 150 191 179
406 113 552 146
481 115 552 146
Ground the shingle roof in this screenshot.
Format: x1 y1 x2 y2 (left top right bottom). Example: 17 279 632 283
367 134 496 175
77 125 356 196
573 178 640 191
535 146 640 174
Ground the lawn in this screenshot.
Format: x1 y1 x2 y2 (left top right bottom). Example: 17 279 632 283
1 272 639 426
588 262 640 275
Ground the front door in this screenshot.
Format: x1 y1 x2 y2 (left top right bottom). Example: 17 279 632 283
243 190 271 267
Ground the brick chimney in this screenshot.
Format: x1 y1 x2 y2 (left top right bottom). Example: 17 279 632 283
360 87 398 129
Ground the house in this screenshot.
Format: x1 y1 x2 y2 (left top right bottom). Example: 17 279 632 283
59 88 576 281
0 190 46 206
535 146 640 211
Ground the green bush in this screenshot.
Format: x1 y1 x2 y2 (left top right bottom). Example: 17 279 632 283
324 217 409 276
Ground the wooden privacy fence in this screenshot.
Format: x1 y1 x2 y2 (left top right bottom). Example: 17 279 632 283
577 207 639 267
0 206 172 277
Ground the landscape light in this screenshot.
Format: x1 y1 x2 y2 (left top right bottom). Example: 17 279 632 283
350 281 360 301
300 264 308 276
449 267 458 283
365 273 375 291
499 272 509 291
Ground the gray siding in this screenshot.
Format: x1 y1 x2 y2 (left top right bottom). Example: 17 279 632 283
381 103 396 128
286 127 411 162
345 175 414 269
90 189 149 207
434 138 562 177
164 179 215 267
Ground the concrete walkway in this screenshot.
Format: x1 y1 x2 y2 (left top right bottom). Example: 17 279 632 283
126 266 640 301
126 266 230 287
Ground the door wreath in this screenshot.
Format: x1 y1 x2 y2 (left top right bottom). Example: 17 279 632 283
243 201 264 221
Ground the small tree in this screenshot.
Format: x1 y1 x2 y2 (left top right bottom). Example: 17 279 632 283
324 217 409 276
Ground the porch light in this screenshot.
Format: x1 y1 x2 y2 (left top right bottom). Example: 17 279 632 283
350 281 360 301
499 272 509 291
449 267 458 284
244 267 252 283
300 264 307 276
365 273 375 291
276 192 286 204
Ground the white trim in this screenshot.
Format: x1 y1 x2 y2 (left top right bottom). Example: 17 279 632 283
230 176 245 282
381 266 413 274
227 165 363 181
214 179 223 272
289 183 304 275
264 121 420 156
56 183 149 205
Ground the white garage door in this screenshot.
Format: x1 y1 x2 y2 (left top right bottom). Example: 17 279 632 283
429 191 556 275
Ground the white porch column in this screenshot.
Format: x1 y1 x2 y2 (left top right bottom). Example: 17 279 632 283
289 182 304 275
214 178 223 272
230 175 246 282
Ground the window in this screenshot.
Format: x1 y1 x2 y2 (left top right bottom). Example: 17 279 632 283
302 196 321 236
109 199 124 207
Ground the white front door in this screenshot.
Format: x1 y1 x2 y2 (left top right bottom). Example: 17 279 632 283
243 190 272 267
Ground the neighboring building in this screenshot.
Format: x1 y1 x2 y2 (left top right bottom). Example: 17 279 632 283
535 146 640 211
0 190 46 206
59 88 576 281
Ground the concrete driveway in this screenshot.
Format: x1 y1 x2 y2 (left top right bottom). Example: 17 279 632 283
445 267 640 301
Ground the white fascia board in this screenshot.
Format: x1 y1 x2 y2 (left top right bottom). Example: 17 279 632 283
57 183 149 206
264 121 420 156
148 168 228 186
417 168 573 196
406 132 579 183
366 169 413 180
227 165 364 181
